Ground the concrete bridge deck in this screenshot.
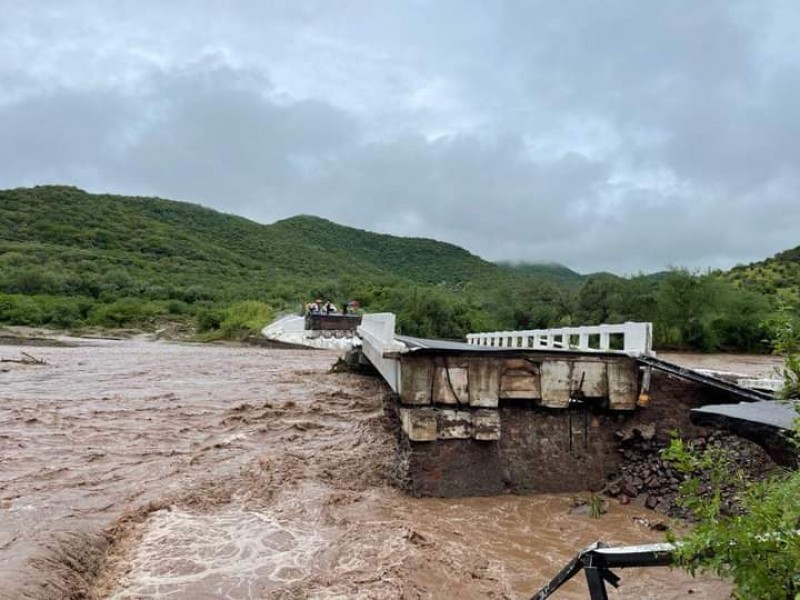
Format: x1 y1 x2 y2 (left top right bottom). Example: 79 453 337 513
360 314 774 405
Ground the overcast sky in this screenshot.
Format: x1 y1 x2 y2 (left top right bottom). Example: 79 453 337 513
1 1 798 273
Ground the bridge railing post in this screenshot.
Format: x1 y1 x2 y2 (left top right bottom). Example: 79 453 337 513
622 322 652 355
599 325 612 351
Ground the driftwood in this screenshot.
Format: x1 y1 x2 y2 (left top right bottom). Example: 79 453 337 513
0 351 48 365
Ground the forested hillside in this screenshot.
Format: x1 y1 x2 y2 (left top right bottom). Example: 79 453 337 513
0 185 509 292
0 185 797 349
0 186 527 337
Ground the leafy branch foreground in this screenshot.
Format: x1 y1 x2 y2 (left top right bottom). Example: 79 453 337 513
769 298 800 400
663 435 800 599
662 310 800 599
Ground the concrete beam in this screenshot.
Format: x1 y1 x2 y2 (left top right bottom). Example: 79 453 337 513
399 408 437 441
473 410 501 441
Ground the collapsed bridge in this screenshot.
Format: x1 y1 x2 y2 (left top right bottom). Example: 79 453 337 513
353 314 787 496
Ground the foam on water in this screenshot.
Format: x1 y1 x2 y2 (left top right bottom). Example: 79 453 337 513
111 507 330 599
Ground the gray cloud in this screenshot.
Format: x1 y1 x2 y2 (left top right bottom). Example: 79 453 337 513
0 1 798 273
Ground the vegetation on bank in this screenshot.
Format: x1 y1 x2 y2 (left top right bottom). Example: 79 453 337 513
1 185 798 346
664 431 800 599
663 316 800 598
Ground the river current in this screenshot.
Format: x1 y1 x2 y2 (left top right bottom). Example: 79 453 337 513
0 338 734 598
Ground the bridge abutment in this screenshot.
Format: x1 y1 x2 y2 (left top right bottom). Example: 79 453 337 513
391 351 644 496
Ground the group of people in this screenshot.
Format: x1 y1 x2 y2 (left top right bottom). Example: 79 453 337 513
306 298 360 316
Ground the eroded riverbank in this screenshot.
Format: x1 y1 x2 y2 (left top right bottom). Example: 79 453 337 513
1 338 731 598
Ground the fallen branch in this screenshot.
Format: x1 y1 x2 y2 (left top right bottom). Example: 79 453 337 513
0 351 48 365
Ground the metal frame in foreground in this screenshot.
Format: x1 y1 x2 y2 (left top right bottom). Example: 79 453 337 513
530 541 675 600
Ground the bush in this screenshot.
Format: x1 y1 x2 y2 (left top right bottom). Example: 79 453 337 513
196 301 275 340
663 433 800 598
663 314 800 597
88 298 160 327
182 285 217 303
766 298 800 399
196 307 224 332
45 298 84 327
0 294 46 324
166 299 190 315
2 268 64 295
0 294 91 328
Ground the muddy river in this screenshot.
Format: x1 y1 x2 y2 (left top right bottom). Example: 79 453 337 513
0 338 744 598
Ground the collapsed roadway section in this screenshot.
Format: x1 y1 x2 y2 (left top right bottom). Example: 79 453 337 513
353 314 792 496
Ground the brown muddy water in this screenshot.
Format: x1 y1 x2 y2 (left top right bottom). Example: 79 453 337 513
1 338 735 599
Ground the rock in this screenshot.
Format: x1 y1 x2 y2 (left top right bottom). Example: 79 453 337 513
619 494 631 505
632 516 669 531
638 422 656 441
645 495 659 509
570 503 590 516
620 481 638 498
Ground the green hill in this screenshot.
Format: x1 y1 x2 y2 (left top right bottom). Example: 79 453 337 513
0 185 526 336
726 245 800 298
0 185 517 292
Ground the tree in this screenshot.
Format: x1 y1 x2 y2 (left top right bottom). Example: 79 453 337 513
575 274 624 324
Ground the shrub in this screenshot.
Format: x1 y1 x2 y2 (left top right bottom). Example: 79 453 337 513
663 312 800 598
0 294 89 328
663 433 800 598
88 298 160 327
166 299 190 315
218 301 275 340
196 307 224 332
0 294 46 324
196 301 275 340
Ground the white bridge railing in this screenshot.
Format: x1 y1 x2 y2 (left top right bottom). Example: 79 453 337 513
357 313 406 393
466 322 653 356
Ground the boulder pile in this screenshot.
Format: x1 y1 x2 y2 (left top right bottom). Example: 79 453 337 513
606 426 776 518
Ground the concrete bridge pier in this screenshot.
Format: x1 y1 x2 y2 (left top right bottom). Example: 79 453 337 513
390 350 642 497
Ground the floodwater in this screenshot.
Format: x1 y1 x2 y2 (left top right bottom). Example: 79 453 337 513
659 352 783 379
0 338 737 599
